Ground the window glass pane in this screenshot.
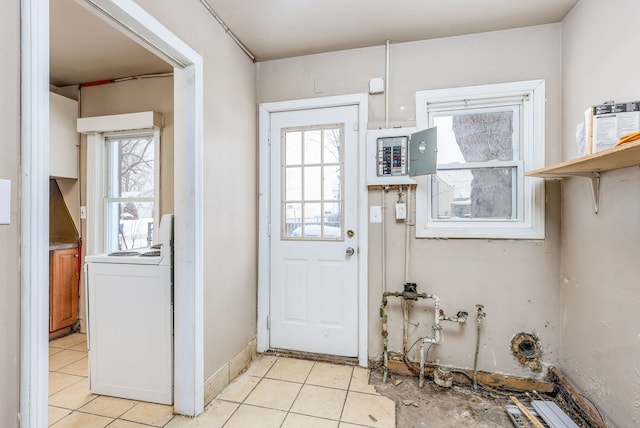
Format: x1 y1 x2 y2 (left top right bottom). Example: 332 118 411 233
323 128 341 163
303 203 322 237
107 136 155 198
285 131 302 165
285 167 302 200
304 130 322 164
106 201 154 250
323 166 341 200
284 203 302 237
323 202 341 238
431 168 515 220
304 166 321 200
433 111 514 165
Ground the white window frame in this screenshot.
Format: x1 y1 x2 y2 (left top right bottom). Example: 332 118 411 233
415 80 545 239
78 111 163 255
103 129 161 253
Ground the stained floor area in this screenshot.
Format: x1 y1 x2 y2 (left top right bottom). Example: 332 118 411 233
370 369 518 428
48 333 395 427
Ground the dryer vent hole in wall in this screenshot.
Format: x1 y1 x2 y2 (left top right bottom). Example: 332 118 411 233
510 332 542 371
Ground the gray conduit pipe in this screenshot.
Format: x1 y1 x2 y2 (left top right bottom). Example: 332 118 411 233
473 304 486 390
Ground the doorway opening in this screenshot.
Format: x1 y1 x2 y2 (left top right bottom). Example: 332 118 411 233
21 0 204 425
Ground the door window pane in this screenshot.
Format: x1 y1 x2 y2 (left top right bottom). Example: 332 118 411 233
304 130 322 164
281 125 344 240
304 166 321 200
284 203 302 238
285 167 302 200
285 131 302 165
323 166 341 200
323 128 341 163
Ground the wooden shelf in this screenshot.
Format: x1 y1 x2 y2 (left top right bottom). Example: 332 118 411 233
526 139 640 178
525 139 640 213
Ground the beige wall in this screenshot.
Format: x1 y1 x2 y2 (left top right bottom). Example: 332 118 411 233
258 24 564 377
561 1 640 426
0 0 21 426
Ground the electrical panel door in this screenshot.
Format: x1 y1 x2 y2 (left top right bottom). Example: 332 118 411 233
366 127 437 185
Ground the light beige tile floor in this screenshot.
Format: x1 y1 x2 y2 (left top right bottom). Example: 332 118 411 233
50 333 395 427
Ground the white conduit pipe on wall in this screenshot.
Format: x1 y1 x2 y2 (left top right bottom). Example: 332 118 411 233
381 187 387 293
385 40 390 129
404 185 411 283
198 0 257 62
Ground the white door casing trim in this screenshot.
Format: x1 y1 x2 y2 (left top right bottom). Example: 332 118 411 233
20 0 50 426
21 0 205 423
258 94 369 367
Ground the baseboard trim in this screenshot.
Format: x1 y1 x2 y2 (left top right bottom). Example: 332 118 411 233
203 338 257 406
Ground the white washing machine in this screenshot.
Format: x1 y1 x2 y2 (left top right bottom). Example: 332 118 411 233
85 214 173 404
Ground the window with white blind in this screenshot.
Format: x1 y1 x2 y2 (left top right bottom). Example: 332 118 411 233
414 80 545 239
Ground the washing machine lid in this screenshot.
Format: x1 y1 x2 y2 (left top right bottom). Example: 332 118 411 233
85 245 164 265
85 214 174 266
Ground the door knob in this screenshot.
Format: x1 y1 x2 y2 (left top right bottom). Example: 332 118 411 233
346 247 355 256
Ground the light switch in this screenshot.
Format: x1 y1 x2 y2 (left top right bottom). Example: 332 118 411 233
0 179 10 225
395 203 407 220
370 205 382 223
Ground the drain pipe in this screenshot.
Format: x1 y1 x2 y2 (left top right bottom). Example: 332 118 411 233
473 304 486 390
418 296 442 388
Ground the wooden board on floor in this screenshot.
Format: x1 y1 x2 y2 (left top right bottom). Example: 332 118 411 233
386 359 555 393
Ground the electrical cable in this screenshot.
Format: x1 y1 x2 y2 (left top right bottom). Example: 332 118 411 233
579 393 605 422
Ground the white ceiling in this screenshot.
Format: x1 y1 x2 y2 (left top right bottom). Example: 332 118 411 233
50 0 579 86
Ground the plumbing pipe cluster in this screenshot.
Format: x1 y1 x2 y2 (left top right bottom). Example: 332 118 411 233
380 287 468 387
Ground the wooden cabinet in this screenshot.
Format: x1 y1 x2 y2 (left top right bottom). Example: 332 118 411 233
50 248 79 332
50 92 79 179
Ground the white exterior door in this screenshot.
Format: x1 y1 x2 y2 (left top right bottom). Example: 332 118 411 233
269 105 359 357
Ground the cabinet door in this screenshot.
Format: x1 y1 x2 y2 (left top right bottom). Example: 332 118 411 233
50 248 79 332
50 92 79 179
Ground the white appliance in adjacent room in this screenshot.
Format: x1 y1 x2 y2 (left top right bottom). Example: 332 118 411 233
85 214 174 404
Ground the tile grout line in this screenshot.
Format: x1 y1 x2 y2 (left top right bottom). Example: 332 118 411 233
221 355 279 427
338 365 356 425
277 359 316 427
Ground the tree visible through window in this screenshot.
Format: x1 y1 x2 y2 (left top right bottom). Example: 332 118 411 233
431 110 517 220
415 80 545 239
105 133 156 252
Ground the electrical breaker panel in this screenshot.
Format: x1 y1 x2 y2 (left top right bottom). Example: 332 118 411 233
366 127 437 186
377 136 408 177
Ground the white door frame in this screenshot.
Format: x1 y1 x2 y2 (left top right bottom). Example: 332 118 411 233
258 94 369 367
20 0 205 425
